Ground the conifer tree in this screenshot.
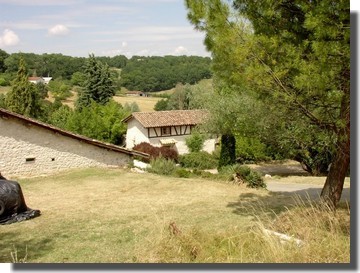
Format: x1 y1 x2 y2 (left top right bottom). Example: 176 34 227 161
186 0 350 208
76 54 115 109
5 58 41 118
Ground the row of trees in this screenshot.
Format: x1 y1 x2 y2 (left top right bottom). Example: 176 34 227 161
185 0 350 208
0 50 212 92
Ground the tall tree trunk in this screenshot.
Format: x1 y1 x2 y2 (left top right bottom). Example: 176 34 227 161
320 76 350 209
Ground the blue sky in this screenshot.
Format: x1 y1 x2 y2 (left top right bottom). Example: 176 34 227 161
0 0 358 58
0 0 209 57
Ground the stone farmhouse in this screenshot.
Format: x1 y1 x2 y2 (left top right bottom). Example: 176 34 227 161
0 108 148 178
123 109 216 155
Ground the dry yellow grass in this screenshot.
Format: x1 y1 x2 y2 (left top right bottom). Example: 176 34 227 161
47 91 161 112
0 168 267 262
0 167 350 263
112 95 161 112
0 86 10 94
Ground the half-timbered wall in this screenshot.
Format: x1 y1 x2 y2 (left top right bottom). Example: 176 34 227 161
125 119 215 155
147 125 193 138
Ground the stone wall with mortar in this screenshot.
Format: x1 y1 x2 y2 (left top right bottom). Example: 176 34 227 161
0 116 132 179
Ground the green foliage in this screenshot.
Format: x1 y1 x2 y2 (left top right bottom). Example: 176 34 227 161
179 151 218 170
166 83 194 110
218 134 236 169
121 55 212 92
0 51 211 94
53 100 128 145
4 52 86 79
71 72 86 87
76 54 115 109
0 49 9 73
0 73 12 86
34 82 48 100
0 77 6 86
0 94 6 108
96 55 128 69
185 0 350 206
174 168 192 178
124 102 140 112
154 98 169 111
236 136 271 164
185 132 206 153
49 104 73 129
5 58 44 118
219 164 266 189
47 78 71 100
147 157 178 176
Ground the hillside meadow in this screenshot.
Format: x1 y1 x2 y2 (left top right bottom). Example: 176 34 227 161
0 167 350 263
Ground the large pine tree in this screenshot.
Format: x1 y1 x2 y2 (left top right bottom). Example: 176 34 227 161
186 0 350 208
5 58 42 118
76 54 115 109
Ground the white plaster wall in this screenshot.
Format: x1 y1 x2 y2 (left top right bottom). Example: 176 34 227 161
0 118 131 178
125 119 149 149
125 120 216 155
203 139 216 154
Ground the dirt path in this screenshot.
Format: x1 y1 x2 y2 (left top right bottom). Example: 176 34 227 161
266 181 350 202
248 160 351 202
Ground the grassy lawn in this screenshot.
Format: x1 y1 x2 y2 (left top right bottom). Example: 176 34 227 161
0 168 350 263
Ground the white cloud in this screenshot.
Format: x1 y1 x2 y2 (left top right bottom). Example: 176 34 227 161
0 29 20 47
122 41 128 48
173 46 188 55
48 24 69 36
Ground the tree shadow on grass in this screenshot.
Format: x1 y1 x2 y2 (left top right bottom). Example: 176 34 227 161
0 231 53 262
227 187 350 220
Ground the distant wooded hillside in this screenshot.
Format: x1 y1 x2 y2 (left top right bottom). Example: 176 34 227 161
0 50 212 92
120 55 212 92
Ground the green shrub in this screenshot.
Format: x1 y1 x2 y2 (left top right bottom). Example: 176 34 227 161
174 168 192 178
0 77 6 86
147 157 177 176
185 132 205 153
0 93 6 108
236 136 271 164
218 134 236 169
179 151 218 170
219 164 266 189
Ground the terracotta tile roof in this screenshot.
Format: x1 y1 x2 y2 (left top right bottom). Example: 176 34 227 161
28 77 42 81
123 110 208 128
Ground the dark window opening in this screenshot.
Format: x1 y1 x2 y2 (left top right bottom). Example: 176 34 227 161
161 127 171 136
25 157 36 162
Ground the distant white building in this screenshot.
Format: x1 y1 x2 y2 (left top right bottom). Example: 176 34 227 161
123 109 216 155
28 76 52 85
